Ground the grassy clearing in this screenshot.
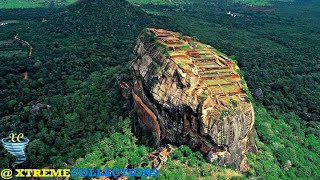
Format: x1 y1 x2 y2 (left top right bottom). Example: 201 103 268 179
127 0 190 5
204 79 231 86
235 0 271 6
0 0 77 9
234 0 294 6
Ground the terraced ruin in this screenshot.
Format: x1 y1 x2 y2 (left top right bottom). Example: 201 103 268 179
147 28 248 110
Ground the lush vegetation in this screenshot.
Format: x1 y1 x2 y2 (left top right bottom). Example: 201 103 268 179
235 0 271 6
133 0 320 178
137 0 320 131
234 0 294 6
158 146 242 179
0 0 319 179
0 0 76 9
1 1 237 178
248 104 319 179
74 118 152 173
127 0 191 5
128 0 295 6
0 0 155 167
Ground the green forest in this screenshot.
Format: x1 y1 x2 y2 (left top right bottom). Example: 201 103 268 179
0 0 319 179
0 0 76 9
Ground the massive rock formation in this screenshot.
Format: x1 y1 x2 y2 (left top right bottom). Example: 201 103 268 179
130 28 256 171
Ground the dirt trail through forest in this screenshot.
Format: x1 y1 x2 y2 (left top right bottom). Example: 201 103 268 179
14 33 33 58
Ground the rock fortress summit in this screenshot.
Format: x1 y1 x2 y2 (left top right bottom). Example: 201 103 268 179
130 28 257 171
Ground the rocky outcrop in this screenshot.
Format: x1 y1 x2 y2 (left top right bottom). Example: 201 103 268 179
130 28 256 171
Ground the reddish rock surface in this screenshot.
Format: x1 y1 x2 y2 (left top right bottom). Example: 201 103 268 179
131 28 257 171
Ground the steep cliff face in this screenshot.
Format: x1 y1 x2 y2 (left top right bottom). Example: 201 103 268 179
131 28 256 171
